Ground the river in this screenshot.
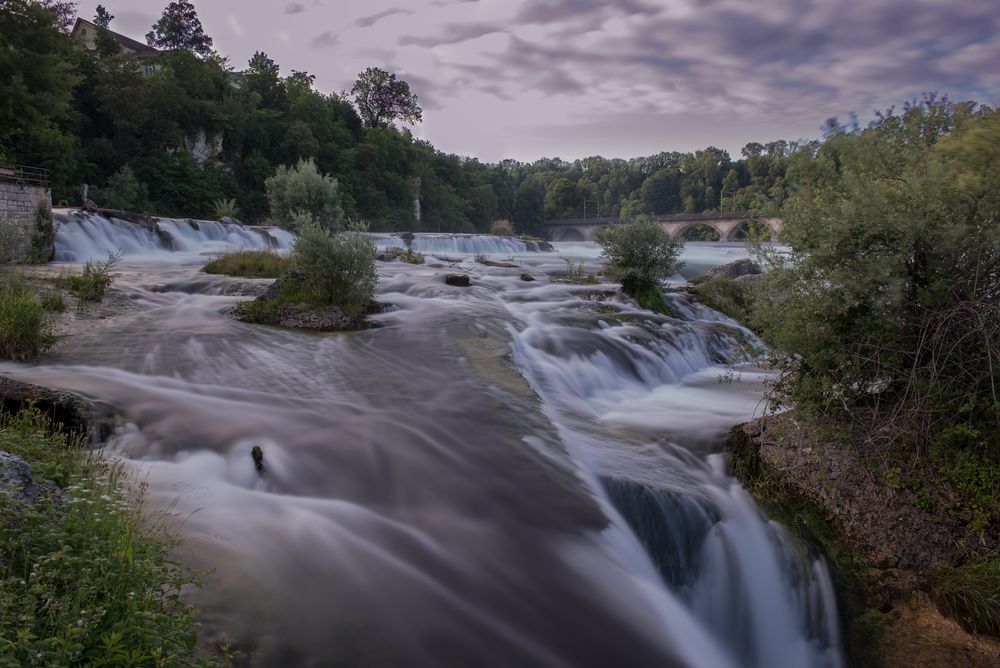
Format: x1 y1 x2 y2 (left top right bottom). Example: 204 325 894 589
0 212 844 667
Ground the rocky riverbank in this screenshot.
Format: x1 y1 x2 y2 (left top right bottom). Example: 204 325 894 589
728 413 1000 667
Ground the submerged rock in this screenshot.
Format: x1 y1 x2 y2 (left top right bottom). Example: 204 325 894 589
520 273 536 282
444 273 471 287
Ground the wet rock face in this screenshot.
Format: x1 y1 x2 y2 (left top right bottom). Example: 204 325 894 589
703 258 762 281
0 376 108 440
445 273 471 287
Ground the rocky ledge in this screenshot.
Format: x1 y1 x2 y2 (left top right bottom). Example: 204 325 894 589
729 413 1000 667
0 376 113 441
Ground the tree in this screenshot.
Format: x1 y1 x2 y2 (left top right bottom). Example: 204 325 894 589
595 218 684 313
146 1 213 55
753 99 999 445
351 67 422 128
94 4 113 28
265 158 344 230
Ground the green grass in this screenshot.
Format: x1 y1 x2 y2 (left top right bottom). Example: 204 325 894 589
0 407 220 666
56 253 120 305
934 555 1000 636
0 282 53 361
203 249 290 278
383 247 425 265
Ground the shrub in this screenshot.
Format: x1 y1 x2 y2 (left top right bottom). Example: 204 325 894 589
0 283 51 360
490 219 514 236
691 275 753 324
27 201 54 264
56 252 120 304
203 249 290 278
265 158 343 231
212 197 239 220
383 246 424 264
752 99 1000 443
594 218 684 311
290 220 377 315
0 407 219 666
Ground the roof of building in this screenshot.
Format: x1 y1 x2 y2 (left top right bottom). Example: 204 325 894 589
71 17 160 58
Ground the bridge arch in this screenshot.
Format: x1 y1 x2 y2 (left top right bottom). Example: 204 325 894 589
724 218 782 242
552 227 586 242
674 221 722 241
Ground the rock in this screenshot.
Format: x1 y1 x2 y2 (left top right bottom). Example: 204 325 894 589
734 273 763 285
0 451 56 505
399 231 415 241
703 258 762 281
375 252 399 262
445 273 471 287
520 273 536 282
0 376 111 441
220 216 243 226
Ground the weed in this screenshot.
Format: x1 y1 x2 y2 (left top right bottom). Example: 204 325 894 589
204 249 290 278
0 283 53 360
56 251 121 305
934 555 1000 636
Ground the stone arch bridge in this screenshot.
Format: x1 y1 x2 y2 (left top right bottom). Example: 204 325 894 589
544 213 783 242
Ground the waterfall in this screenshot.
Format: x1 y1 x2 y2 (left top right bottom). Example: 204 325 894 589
372 232 549 255
52 210 292 262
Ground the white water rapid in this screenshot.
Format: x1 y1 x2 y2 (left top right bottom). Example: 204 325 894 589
2 213 843 667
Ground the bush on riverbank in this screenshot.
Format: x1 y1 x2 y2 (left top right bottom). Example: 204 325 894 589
265 158 344 231
594 218 684 312
0 407 218 666
752 100 1000 451
203 249 291 278
0 281 53 361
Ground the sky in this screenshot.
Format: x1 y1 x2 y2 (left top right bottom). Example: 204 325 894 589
78 0 1000 163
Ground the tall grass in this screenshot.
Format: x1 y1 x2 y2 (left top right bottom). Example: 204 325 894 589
56 252 120 305
0 281 52 361
203 249 290 278
0 408 220 666
935 556 1000 636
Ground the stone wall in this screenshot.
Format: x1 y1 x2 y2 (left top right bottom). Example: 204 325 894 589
0 182 52 263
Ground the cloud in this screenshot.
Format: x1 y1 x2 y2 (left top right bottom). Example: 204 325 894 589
311 31 338 48
355 8 414 28
399 22 505 48
284 2 306 15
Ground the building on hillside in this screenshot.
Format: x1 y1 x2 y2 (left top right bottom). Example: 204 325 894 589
70 18 160 76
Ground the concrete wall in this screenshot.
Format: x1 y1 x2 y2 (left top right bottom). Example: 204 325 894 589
0 182 52 263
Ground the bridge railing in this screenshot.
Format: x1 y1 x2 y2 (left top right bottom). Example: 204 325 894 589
0 164 50 188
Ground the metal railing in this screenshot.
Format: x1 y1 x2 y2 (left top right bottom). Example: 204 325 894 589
0 164 50 188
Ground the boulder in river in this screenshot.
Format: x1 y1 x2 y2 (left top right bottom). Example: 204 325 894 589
701 258 762 281
445 273 471 287
520 273 536 282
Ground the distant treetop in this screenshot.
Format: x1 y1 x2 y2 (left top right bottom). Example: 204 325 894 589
146 1 213 55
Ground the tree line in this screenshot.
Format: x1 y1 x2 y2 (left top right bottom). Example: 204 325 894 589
1 0 809 234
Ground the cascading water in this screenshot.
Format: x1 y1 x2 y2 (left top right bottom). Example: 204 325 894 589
52 210 293 262
372 232 548 255
0 227 844 667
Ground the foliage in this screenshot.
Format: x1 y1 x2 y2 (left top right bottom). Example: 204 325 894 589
265 159 344 231
203 249 290 278
0 407 220 667
351 67 422 128
489 219 514 236
56 252 120 304
91 165 148 212
691 275 752 324
934 555 1000 636
383 247 424 265
751 98 1000 447
0 282 52 361
212 198 238 220
288 220 377 315
594 218 684 311
145 1 213 55
27 201 54 264
559 257 597 284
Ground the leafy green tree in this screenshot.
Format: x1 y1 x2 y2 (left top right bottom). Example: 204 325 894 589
290 218 377 315
91 164 149 210
146 1 213 55
94 5 113 28
595 218 684 312
265 158 344 230
754 99 999 443
351 67 422 128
